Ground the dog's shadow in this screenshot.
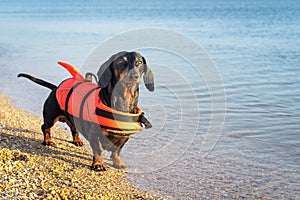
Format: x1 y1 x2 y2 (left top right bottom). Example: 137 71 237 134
0 127 113 170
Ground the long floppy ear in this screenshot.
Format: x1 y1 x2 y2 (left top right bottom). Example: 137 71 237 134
142 57 155 92
97 65 112 88
97 51 127 88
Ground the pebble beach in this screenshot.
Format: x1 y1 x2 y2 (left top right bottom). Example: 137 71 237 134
0 93 161 199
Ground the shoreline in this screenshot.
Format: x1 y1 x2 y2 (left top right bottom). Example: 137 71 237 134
0 93 162 199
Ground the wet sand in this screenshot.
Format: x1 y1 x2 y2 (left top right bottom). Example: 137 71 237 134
0 93 162 199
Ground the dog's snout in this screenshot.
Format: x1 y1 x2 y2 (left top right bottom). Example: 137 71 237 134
128 69 139 80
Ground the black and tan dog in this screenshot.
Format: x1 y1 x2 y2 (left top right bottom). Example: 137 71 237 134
18 51 154 170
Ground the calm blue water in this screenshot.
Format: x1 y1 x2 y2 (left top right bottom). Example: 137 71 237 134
1 0 299 199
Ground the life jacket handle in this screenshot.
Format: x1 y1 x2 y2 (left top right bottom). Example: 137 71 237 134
85 72 98 83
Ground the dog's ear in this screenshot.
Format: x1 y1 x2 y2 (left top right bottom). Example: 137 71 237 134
97 52 127 88
97 65 112 88
142 57 155 92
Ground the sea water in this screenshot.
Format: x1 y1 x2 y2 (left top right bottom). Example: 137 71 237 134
0 0 299 199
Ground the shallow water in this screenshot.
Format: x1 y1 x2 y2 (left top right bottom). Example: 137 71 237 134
1 0 299 199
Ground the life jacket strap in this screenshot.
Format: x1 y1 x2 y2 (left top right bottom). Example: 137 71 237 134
95 108 152 130
64 81 84 125
65 82 84 113
95 108 140 123
79 86 100 128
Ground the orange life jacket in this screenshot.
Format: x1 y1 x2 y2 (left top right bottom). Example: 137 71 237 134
56 62 143 135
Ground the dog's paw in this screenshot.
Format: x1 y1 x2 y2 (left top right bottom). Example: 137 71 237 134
92 156 106 171
113 163 127 169
91 162 107 171
74 141 84 146
42 140 55 146
111 154 127 169
73 135 84 146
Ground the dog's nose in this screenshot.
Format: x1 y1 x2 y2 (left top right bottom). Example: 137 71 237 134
128 69 139 80
133 73 139 79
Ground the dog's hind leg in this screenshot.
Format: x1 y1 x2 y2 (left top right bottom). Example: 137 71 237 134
69 125 84 146
41 123 55 146
41 90 61 146
58 116 83 146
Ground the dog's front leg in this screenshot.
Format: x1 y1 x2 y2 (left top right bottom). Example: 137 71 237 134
89 136 106 171
111 151 127 169
92 153 105 171
109 135 129 169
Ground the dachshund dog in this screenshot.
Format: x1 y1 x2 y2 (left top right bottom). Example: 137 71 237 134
18 51 154 170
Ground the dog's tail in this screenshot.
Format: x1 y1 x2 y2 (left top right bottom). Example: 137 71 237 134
17 73 57 90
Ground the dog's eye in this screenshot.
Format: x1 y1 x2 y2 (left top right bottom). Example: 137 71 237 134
116 58 125 66
138 60 143 65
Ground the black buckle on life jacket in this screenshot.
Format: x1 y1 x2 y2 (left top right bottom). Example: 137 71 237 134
139 112 152 129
